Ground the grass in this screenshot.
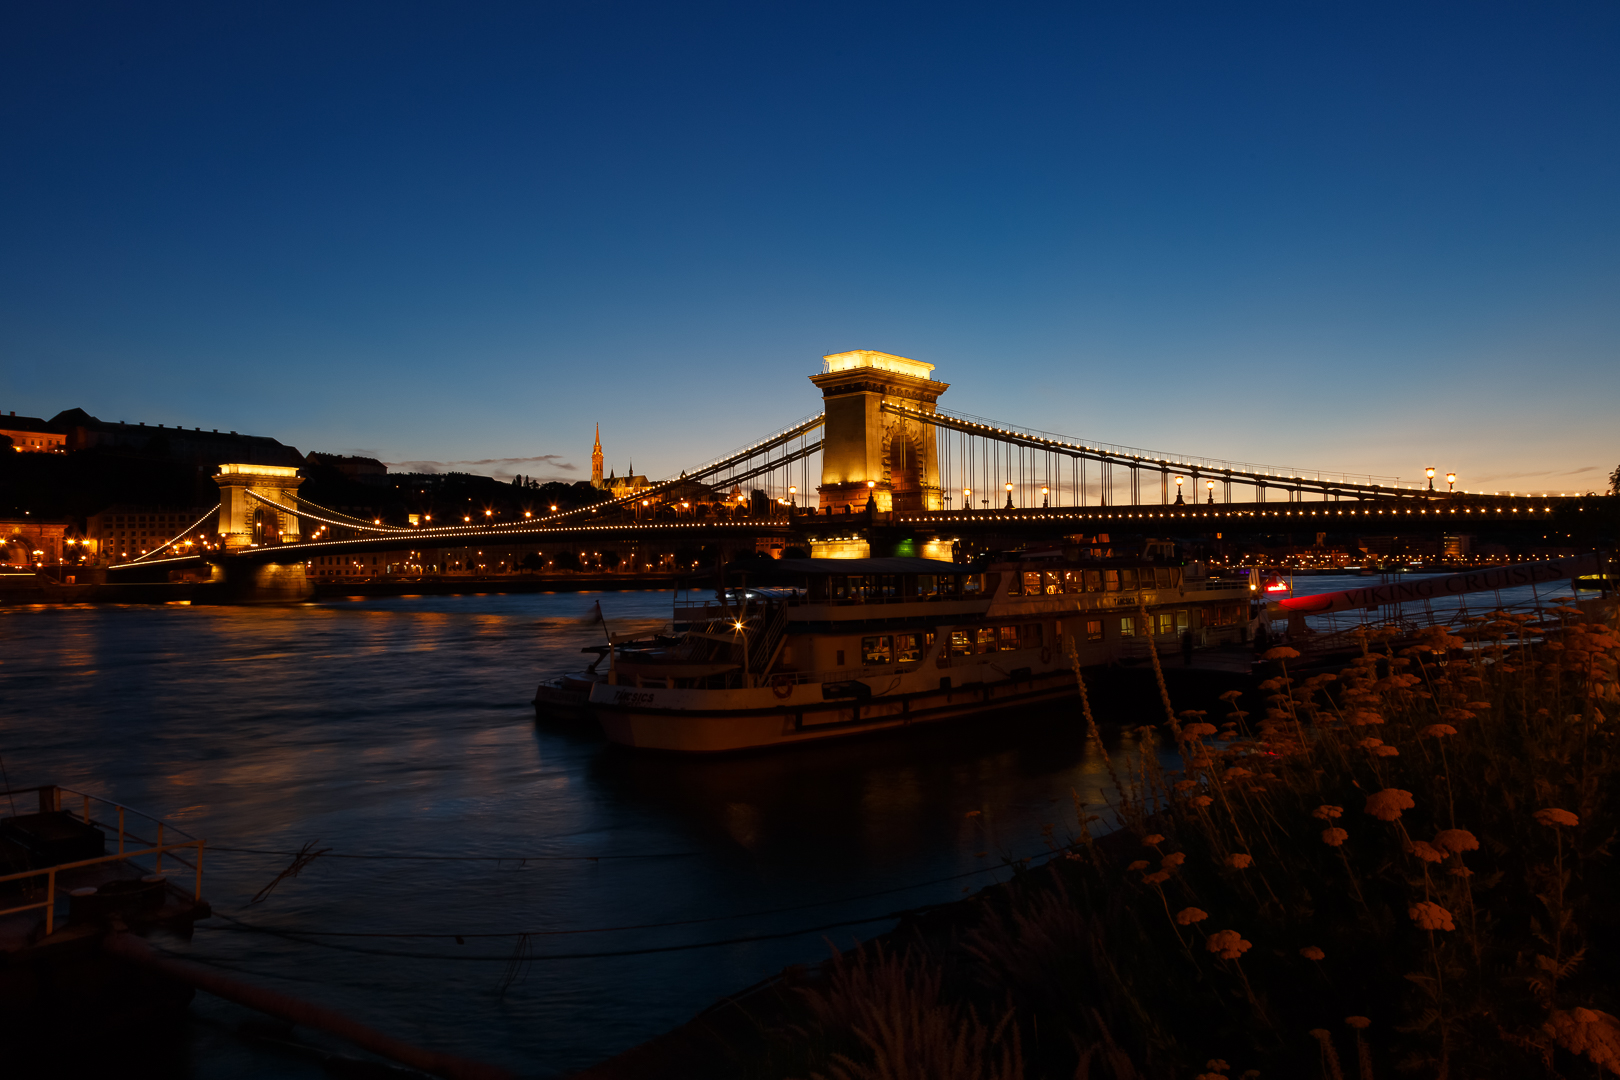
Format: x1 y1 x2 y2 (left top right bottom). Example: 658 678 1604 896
770 597 1620 1079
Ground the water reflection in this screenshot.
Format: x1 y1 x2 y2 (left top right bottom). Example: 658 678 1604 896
0 592 1160 1079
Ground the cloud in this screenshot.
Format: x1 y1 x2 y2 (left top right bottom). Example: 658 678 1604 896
386 454 579 481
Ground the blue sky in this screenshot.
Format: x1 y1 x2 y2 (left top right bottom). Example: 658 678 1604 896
2 2 1615 493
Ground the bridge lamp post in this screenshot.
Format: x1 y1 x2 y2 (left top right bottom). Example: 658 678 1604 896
1446 472 1456 493
1206 479 1216 504
1173 475 1185 505
788 486 797 510
1004 482 1014 510
1425 467 1436 492
963 488 971 511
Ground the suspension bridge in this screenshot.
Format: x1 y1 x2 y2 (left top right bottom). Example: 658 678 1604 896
108 350 1607 600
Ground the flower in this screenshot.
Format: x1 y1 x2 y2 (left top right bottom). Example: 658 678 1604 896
1190 795 1214 809
1205 929 1252 960
1543 1008 1620 1073
1161 851 1186 869
1365 789 1415 822
1536 808 1580 827
1421 724 1457 738
1448 866 1475 878
1175 906 1209 925
1409 901 1455 931
1433 829 1479 855
1126 860 1150 872
1263 646 1301 660
1407 840 1445 863
1345 1016 1371 1029
1374 745 1400 757
1313 805 1344 820
1219 689 1244 702
1357 737 1385 750
1173 779 1199 792
1321 827 1349 847
1143 869 1172 885
1224 767 1254 780
1183 722 1218 738
1227 853 1253 869
1300 945 1325 961
1142 833 1166 846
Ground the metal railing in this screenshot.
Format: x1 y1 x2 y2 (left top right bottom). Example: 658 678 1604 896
0 785 205 936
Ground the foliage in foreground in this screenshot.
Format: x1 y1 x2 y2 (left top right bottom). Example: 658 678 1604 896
776 599 1620 1080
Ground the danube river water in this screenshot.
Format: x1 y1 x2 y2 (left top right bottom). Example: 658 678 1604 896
0 589 1156 1078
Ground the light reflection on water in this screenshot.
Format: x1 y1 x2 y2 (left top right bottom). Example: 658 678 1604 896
0 591 1156 1078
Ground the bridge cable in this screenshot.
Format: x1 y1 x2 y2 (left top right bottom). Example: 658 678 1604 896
125 504 221 564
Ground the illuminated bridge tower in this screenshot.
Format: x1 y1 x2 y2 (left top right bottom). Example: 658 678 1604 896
214 463 305 550
810 350 948 513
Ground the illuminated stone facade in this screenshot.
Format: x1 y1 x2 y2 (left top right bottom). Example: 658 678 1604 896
809 350 948 513
214 463 305 550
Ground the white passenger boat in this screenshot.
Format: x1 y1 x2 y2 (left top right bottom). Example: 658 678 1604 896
589 546 1253 753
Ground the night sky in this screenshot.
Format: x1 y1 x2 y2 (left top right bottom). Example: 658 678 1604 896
2 2 1615 493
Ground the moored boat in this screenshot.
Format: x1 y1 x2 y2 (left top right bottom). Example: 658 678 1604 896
589 543 1253 753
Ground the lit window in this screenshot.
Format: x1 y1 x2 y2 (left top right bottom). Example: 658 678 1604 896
1104 570 1120 592
1086 619 1104 642
998 625 1019 651
950 630 973 656
1119 616 1136 637
860 635 893 665
975 627 996 654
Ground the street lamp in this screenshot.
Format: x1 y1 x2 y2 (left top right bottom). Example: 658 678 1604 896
1041 485 1049 507
1425 467 1436 492
1004 482 1014 509
1206 478 1216 504
1174 475 1185 505
1446 472 1456 493
788 485 797 509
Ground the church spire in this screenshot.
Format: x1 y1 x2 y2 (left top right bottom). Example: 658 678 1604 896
591 423 604 487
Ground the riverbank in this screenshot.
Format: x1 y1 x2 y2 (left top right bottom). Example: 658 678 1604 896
0 572 683 604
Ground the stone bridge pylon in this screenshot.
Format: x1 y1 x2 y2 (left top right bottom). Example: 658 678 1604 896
214 463 304 550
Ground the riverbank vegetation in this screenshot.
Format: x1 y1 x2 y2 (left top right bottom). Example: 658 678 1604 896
768 600 1620 1079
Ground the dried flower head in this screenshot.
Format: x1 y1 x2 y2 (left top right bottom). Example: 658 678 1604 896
1142 833 1166 846
1321 827 1349 847
1374 745 1400 757
1219 689 1244 702
1313 805 1344 820
1421 723 1457 738
1543 1008 1620 1073
1175 906 1209 925
1126 860 1150 872
1345 1016 1371 1029
1263 646 1301 660
1183 722 1219 739
1407 840 1445 863
1143 869 1172 885
1161 851 1186 869
1173 779 1199 792
1300 945 1325 961
1536 808 1580 828
1205 929 1252 960
1409 901 1456 931
1204 1060 1230 1074
1433 829 1479 855
1365 789 1415 822
1227 853 1253 869
1190 795 1214 809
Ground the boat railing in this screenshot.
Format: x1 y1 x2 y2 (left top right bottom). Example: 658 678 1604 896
0 784 205 935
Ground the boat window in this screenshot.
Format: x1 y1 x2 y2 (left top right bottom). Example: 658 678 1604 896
1022 571 1042 595
1021 623 1043 648
1084 569 1101 592
1007 573 1022 596
1062 570 1084 593
998 625 1019 651
938 575 959 598
917 575 936 597
1158 567 1180 589
1156 612 1175 636
950 630 973 656
1104 570 1121 592
830 575 850 601
1086 619 1104 641
1042 571 1062 595
836 649 845 667
1176 609 1189 633
976 627 996 653
861 635 893 664
1119 615 1136 637
968 574 989 595
1121 569 1138 591
896 633 920 662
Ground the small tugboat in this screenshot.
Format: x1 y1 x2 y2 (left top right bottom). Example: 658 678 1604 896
532 637 680 722
587 541 1253 753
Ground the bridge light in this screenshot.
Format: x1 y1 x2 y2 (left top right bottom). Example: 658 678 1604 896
1425 466 1436 492
1446 472 1456 492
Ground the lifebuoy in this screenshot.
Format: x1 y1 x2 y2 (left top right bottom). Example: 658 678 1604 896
1041 645 1052 664
771 674 794 699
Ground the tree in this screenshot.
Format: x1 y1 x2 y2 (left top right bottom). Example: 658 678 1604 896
600 551 621 570
553 550 581 572
1610 463 1620 496
520 552 543 572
